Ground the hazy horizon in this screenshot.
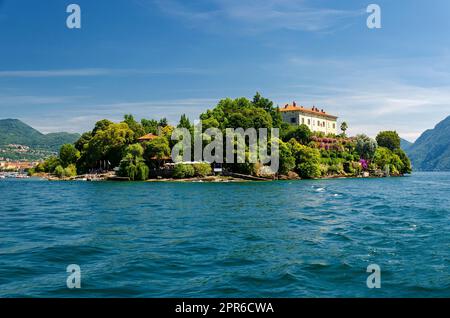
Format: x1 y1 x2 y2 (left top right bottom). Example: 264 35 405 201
1 0 450 142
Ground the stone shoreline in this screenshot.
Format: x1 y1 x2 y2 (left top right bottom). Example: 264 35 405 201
37 171 403 182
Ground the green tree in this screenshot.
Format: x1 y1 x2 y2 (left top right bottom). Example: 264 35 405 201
355 134 378 160
42 156 60 173
144 137 171 167
252 92 283 128
74 132 93 151
376 131 401 151
141 118 159 134
63 164 77 177
59 144 80 167
92 119 113 134
340 122 348 136
173 164 195 179
118 143 149 181
394 148 412 174
200 97 273 131
123 114 145 141
288 139 321 178
282 124 311 145
177 114 192 129
84 122 135 168
277 139 296 175
158 118 168 127
373 147 404 174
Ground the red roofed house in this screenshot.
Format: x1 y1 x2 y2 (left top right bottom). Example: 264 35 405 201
137 133 159 142
279 102 338 135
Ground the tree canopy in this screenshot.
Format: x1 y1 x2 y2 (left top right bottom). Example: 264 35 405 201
376 131 401 151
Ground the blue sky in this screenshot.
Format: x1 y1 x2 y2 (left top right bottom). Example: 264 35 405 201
1 0 450 141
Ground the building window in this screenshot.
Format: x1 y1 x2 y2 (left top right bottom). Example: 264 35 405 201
290 118 296 124
333 123 336 129
302 118 305 124
308 119 310 125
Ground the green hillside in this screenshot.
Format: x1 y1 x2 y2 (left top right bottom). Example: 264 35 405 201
0 119 80 158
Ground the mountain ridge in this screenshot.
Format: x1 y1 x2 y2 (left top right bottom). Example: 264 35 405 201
404 115 450 171
0 118 80 152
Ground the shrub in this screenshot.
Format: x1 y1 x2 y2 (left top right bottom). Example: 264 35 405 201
277 139 296 175
54 165 64 178
231 162 257 175
193 163 212 177
27 168 35 176
43 156 61 173
63 164 77 178
298 162 321 178
328 163 344 175
289 140 321 178
173 164 195 179
320 164 329 176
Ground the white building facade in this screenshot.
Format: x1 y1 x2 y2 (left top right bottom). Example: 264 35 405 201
280 102 338 135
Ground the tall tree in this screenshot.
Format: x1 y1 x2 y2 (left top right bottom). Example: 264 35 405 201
158 118 168 127
252 92 283 128
141 118 159 134
177 114 192 129
123 114 145 141
355 134 378 160
59 144 80 168
376 131 401 151
340 122 348 136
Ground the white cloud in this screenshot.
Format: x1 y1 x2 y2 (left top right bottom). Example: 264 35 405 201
149 0 363 33
0 68 208 78
268 55 450 141
18 98 218 134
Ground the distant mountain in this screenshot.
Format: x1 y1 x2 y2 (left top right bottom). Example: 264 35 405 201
0 119 80 152
405 116 450 171
400 138 413 152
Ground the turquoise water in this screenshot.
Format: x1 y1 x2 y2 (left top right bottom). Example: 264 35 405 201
0 172 449 297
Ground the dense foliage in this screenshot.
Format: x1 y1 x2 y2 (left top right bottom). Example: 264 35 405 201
32 93 412 179
118 144 149 181
376 131 401 151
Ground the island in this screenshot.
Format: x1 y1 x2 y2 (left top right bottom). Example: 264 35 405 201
28 93 412 182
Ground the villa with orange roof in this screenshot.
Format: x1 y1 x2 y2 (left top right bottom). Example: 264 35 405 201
279 102 338 135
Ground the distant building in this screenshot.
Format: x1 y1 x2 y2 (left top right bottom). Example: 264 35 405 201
0 161 35 171
280 102 338 135
137 133 159 142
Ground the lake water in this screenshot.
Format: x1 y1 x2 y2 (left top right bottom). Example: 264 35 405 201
0 172 449 297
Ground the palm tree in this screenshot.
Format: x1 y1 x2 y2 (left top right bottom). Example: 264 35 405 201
340 122 348 136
